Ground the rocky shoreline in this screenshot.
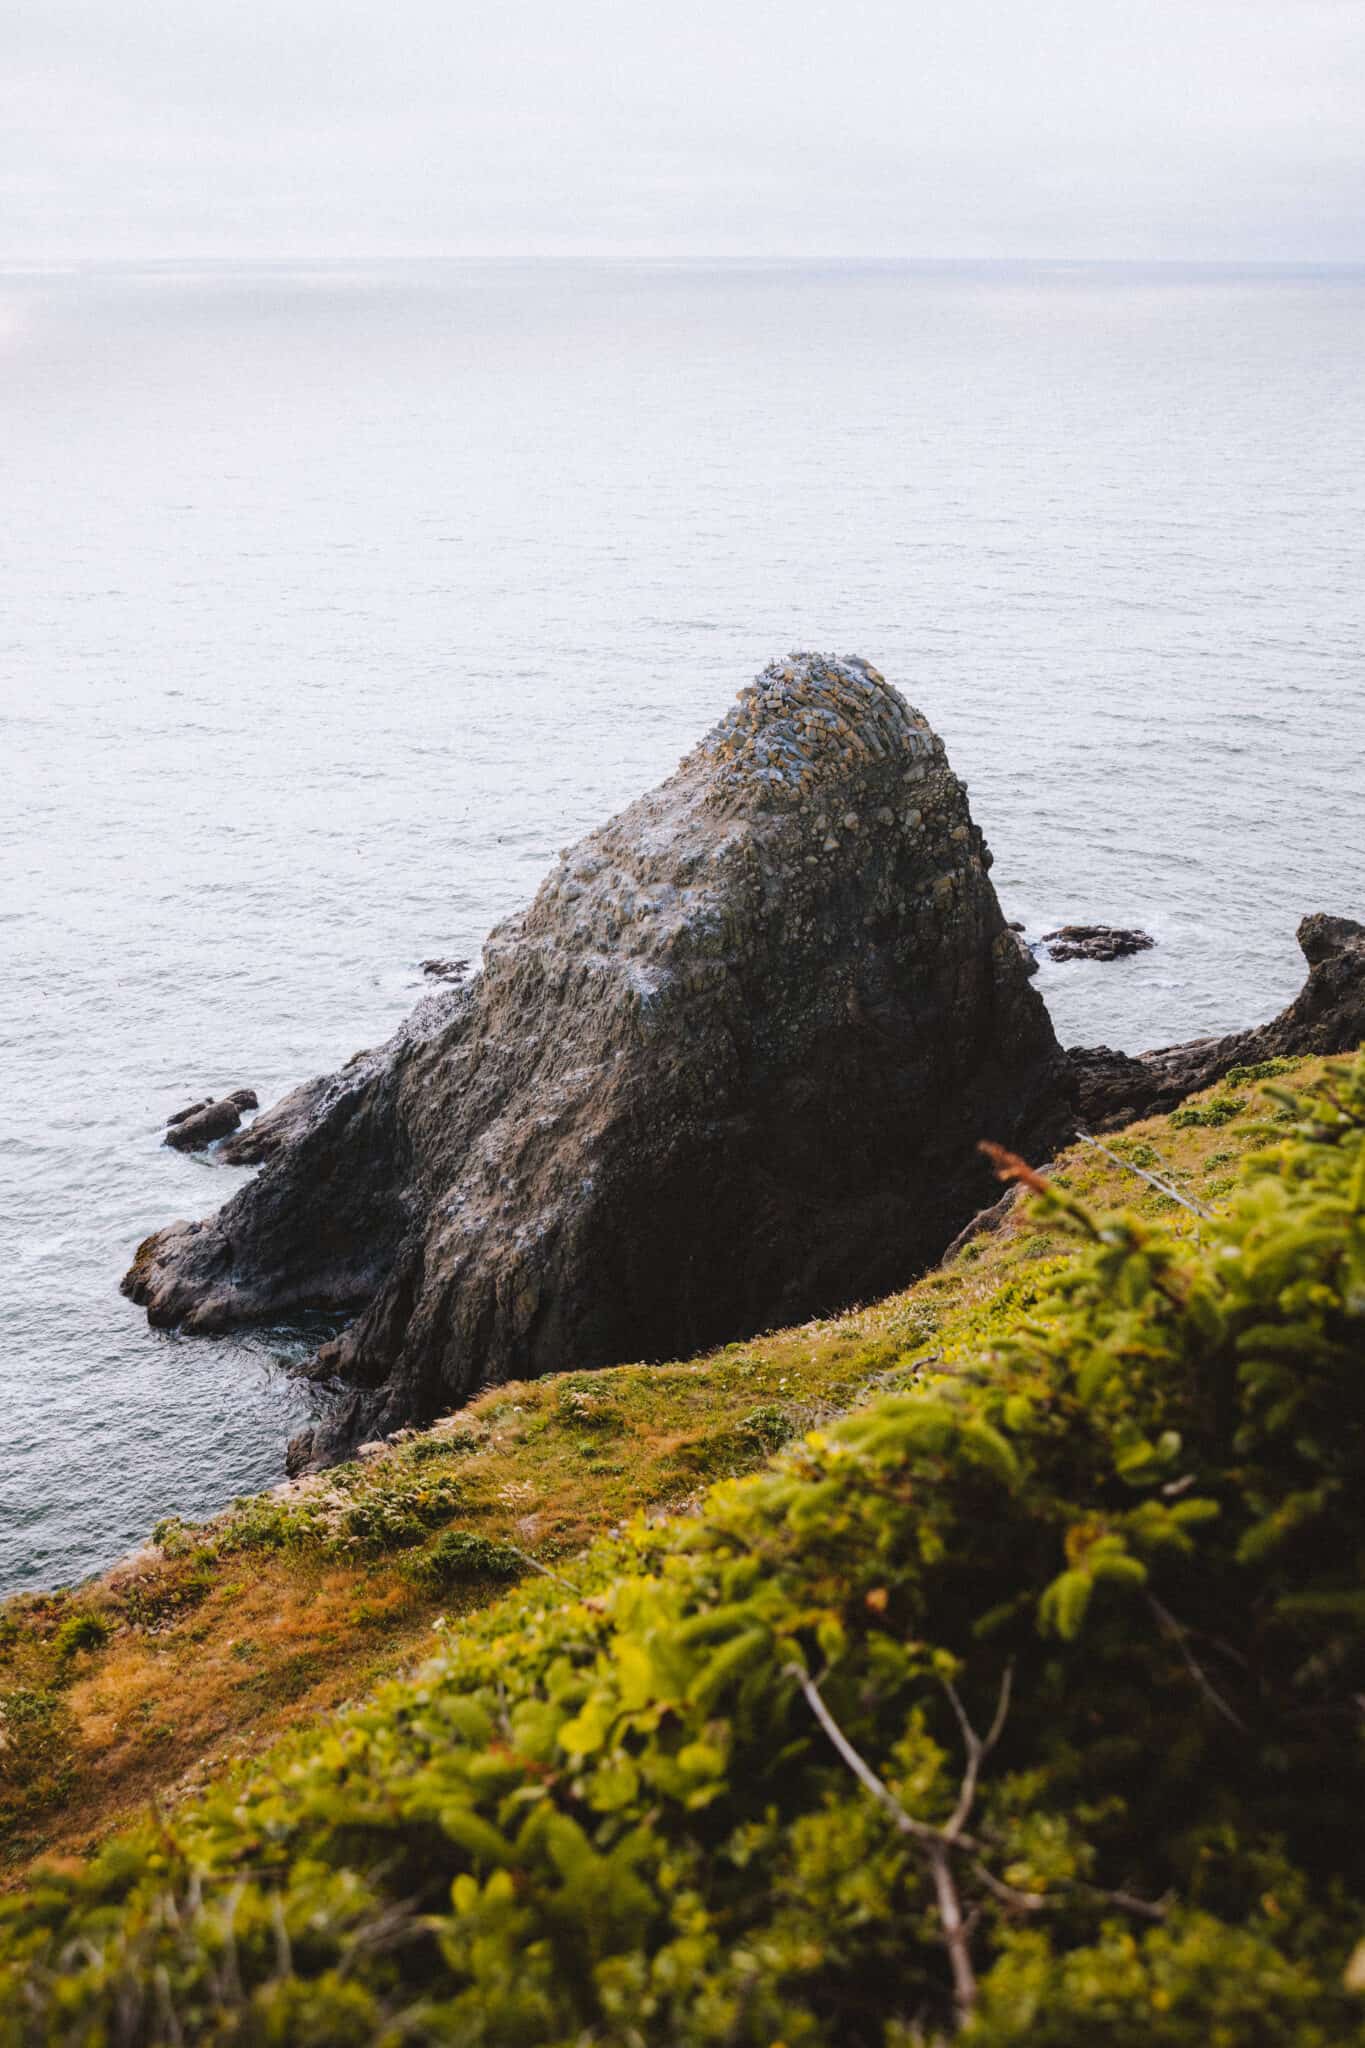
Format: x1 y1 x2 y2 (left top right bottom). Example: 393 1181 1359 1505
122 656 1365 1469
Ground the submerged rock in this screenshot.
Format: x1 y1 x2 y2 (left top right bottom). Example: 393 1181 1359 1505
1043 924 1155 963
124 654 1070 1464
1070 913 1365 1128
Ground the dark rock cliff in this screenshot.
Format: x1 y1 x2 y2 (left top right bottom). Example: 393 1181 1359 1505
123 654 1071 1463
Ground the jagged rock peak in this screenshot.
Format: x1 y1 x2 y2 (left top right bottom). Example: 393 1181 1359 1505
691 653 934 811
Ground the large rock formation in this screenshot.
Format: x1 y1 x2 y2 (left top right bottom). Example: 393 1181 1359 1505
1070 913 1365 1128
124 654 1071 1463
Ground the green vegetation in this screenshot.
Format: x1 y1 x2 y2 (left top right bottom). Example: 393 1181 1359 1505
409 1531 527 1590
49 1616 109 1664
0 1051 1362 2041
1168 1091 1247 1129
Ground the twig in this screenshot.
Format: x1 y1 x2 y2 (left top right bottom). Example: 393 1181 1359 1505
1091 1885 1169 1924
788 1662 1014 2021
928 1839 978 2017
502 1544 584 1597
1075 1133 1213 1220
1147 1594 1249 1733
789 1656 1167 2026
972 1861 1166 1924
941 1663 1013 1840
971 1859 1046 1912
785 1663 948 1848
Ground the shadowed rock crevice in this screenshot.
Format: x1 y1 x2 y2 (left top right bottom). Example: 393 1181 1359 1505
124 655 1071 1464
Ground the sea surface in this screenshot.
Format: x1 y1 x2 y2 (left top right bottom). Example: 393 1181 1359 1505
2 260 1362 1597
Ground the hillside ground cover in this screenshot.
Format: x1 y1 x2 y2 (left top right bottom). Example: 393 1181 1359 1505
4 1052 1359 2042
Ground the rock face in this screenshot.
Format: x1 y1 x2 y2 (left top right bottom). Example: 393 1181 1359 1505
1070 913 1365 1128
123 655 1071 1464
1043 925 1155 964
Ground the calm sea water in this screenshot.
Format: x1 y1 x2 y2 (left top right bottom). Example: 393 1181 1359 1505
2 260 1362 1596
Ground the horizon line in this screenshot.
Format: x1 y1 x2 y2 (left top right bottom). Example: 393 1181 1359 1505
4 251 1365 275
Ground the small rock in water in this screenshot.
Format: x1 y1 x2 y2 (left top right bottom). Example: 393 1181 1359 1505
226 1087 259 1111
1042 924 1155 964
165 1099 211 1128
421 957 470 982
164 1099 242 1151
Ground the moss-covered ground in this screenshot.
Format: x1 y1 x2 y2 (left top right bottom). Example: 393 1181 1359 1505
0 1054 1317 1883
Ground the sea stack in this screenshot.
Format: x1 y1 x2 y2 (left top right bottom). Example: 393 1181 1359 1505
123 654 1072 1463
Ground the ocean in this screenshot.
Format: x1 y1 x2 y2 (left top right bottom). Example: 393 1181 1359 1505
2 259 1361 1596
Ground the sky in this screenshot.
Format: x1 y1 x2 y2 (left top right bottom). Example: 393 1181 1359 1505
3 0 1363 263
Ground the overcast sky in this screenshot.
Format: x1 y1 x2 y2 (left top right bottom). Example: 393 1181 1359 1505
4 0 1363 262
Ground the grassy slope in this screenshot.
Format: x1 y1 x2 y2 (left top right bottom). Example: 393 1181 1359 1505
0 1056 1317 1881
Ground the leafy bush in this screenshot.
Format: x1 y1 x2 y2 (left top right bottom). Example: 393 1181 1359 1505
407 1430 485 1461
2 1055 1364 2044
156 1465 471 1564
51 1614 109 1662
1168 1091 1247 1128
409 1531 527 1589
1225 1055 1301 1085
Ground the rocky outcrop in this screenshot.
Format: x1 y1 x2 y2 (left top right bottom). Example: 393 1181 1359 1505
1070 913 1365 1128
124 654 1071 1464
1043 925 1155 964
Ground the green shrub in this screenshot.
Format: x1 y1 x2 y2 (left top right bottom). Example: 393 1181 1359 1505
408 1430 485 1460
1225 1055 1301 1085
409 1530 527 1588
1 1053 1363 2044
1169 1091 1247 1128
51 1614 110 1662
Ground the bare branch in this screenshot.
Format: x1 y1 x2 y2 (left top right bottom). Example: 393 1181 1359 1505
983 1662 1015 1756
785 1664 947 1847
788 1661 1017 2025
502 1544 584 1597
941 1661 1014 1841
1075 1132 1213 1220
1147 1594 1250 1734
1089 1885 1169 1924
927 1841 977 2017
971 1860 1046 1912
971 1860 1167 1925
